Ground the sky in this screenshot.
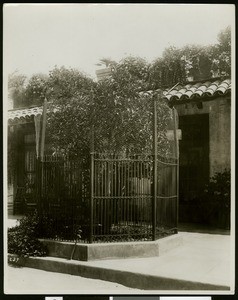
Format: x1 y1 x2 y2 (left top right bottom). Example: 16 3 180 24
3 4 235 81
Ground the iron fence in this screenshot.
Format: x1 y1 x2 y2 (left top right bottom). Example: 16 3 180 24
35 155 91 241
35 152 178 243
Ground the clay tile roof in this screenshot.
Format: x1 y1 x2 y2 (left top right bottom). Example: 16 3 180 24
163 77 231 103
8 106 43 124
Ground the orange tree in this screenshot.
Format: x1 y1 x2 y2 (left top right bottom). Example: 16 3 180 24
46 58 174 157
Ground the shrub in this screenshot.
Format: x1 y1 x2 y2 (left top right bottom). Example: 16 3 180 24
203 169 231 210
8 211 48 257
199 169 231 229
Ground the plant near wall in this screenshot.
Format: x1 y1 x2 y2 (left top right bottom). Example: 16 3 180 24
8 211 48 257
8 209 83 253
199 169 231 229
203 169 231 210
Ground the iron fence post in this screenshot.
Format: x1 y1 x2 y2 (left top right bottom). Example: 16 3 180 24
36 157 41 214
89 128 94 244
152 92 158 241
36 156 43 215
172 107 179 233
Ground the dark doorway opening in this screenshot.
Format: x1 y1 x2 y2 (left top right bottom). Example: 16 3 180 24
178 113 209 223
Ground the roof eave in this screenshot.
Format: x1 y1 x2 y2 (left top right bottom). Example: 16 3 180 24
169 90 231 107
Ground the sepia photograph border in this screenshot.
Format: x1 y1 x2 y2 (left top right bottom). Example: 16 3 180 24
2 3 236 297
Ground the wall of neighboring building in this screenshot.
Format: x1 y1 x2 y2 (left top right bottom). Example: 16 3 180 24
175 95 231 177
8 122 36 216
209 97 231 175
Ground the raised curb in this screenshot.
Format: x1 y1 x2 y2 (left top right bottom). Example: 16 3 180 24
41 234 183 261
8 254 230 291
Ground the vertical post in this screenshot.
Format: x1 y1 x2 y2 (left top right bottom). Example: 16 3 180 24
152 92 158 241
172 107 179 233
89 126 94 243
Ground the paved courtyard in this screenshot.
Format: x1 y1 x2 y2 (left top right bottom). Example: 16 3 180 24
5 265 139 294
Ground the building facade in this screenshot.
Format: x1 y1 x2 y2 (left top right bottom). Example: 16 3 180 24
163 77 231 225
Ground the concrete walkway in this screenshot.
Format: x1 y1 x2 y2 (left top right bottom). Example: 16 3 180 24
96 232 231 288
64 232 232 290
8 231 233 292
6 265 139 294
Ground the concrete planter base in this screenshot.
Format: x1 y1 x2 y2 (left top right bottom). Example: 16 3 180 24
40 233 183 261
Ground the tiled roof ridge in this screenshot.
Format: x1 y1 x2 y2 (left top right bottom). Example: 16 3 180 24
8 106 43 123
162 77 231 104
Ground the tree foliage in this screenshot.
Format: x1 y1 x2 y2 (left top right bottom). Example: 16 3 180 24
8 27 231 157
46 67 95 156
211 26 231 76
148 47 187 89
25 73 49 106
149 26 231 88
8 72 27 108
92 57 171 155
47 66 95 102
46 60 172 156
8 72 49 108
